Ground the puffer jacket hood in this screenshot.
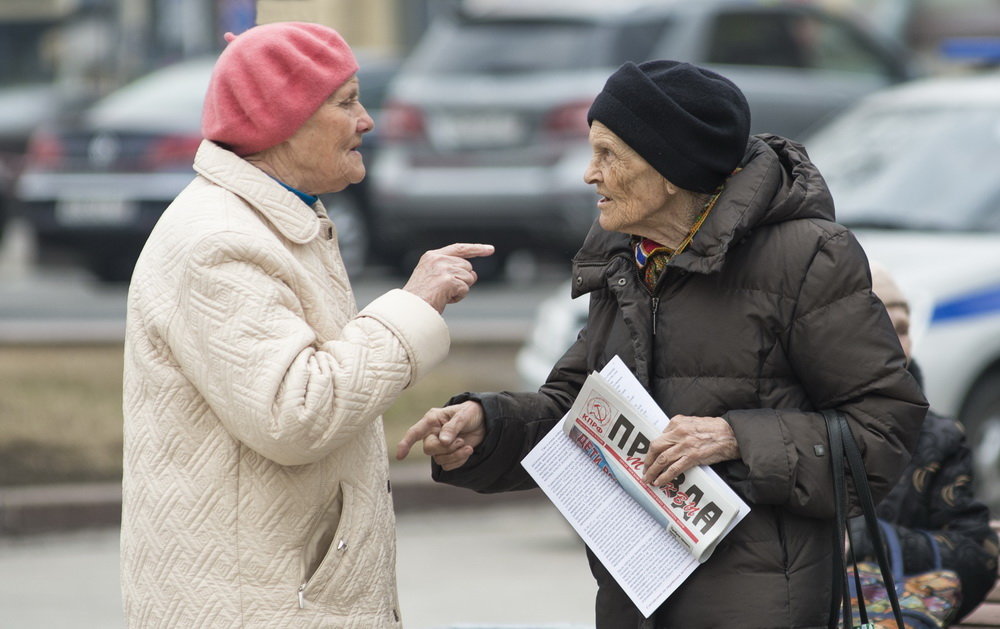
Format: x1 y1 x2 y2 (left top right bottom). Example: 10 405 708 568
572 134 833 293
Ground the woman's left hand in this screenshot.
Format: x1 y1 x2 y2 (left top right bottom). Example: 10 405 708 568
643 415 741 486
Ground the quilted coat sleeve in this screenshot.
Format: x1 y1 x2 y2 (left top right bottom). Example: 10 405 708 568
722 227 928 519
167 233 449 466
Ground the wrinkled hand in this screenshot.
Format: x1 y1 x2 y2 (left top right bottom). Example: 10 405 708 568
403 243 495 313
395 401 486 471
643 415 741 486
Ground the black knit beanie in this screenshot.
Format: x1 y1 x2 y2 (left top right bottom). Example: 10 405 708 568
587 60 751 193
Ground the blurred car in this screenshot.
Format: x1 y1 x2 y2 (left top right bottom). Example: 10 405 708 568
14 53 399 283
886 0 1000 62
0 83 75 246
517 69 1000 507
370 0 916 277
806 69 1000 506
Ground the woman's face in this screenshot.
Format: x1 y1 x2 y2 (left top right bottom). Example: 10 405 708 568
285 76 374 195
583 121 692 246
885 302 912 362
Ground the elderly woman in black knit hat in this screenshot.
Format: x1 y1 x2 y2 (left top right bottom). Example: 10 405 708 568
398 59 927 627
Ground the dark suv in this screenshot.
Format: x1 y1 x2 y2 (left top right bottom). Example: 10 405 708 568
15 54 398 283
370 0 915 276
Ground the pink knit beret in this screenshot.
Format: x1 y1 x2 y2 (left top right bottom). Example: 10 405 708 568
201 22 359 156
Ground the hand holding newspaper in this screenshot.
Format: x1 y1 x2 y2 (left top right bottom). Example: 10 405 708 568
522 356 749 617
563 370 741 559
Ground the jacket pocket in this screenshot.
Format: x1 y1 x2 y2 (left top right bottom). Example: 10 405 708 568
298 481 361 609
774 507 789 576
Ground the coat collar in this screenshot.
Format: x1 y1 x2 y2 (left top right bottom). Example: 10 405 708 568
571 134 834 297
192 140 323 244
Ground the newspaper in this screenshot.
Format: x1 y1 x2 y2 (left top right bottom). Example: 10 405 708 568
522 356 750 617
563 371 741 560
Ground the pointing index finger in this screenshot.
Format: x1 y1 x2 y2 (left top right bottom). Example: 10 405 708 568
436 243 495 259
396 420 437 460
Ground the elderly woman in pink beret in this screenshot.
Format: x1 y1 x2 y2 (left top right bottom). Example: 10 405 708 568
120 22 492 627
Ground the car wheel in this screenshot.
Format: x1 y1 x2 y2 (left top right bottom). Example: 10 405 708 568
322 192 369 278
961 369 1000 510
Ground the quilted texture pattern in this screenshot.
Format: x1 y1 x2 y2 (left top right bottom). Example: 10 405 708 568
121 140 449 627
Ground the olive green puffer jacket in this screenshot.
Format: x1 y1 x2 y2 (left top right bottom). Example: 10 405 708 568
435 135 928 628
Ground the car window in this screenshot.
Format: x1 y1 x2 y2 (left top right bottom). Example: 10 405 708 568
407 20 602 74
357 62 399 112
407 18 670 75
0 24 57 84
706 11 891 77
609 20 674 65
807 105 1000 231
85 59 214 131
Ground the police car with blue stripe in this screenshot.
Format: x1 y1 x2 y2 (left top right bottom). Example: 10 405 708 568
806 67 1000 507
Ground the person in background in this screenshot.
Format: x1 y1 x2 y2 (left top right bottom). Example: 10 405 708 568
120 22 493 628
850 262 999 621
396 59 927 628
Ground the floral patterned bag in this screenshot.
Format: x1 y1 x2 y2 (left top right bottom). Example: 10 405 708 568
848 521 962 628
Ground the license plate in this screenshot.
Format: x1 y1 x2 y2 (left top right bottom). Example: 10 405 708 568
431 112 527 149
55 198 138 226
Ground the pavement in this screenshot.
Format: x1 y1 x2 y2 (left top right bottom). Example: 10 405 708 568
0 501 598 629
0 466 599 628
0 217 569 345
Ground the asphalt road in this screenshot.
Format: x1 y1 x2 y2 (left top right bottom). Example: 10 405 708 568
0 502 597 629
0 218 572 345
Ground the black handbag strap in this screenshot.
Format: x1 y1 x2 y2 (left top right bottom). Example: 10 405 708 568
823 409 904 629
827 409 849 627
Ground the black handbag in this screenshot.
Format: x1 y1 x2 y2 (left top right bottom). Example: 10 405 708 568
824 409 905 629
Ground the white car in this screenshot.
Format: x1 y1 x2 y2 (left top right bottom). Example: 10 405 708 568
517 69 1000 506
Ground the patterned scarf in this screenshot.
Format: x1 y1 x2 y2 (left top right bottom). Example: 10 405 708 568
634 180 728 291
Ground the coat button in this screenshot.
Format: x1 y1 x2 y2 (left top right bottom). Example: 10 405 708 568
575 276 583 286
617 277 627 285
337 540 348 551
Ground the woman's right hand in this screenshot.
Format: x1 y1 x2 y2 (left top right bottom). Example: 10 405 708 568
402 243 494 313
395 401 486 470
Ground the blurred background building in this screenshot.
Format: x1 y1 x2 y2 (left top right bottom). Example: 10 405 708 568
1 0 996 174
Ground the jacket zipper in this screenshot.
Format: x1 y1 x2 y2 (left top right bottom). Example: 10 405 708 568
651 297 659 336
633 263 660 338
298 539 349 609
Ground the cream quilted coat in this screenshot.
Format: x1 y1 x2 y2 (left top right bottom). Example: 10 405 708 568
121 140 448 627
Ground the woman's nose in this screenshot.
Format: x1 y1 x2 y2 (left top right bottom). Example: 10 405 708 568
358 107 375 133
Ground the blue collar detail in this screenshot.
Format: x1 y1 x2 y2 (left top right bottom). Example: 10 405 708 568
272 177 319 207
